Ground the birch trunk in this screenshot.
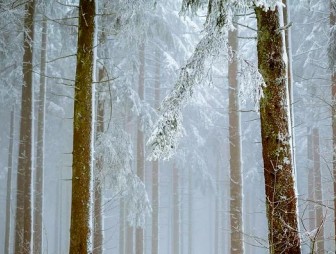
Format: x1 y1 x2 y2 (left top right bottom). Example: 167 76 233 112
255 6 301 253
69 0 96 253
172 163 180 254
15 1 35 252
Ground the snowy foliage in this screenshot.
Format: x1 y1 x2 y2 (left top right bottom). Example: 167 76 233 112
148 0 279 160
95 129 151 227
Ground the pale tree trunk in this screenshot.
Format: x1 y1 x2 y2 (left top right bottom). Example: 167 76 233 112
330 0 336 249
228 27 243 254
188 167 193 254
255 6 301 254
119 200 125 254
312 128 324 253
307 130 315 235
33 16 47 254
15 1 35 252
5 108 15 254
152 49 160 254
172 163 180 254
93 68 105 254
214 157 220 254
136 41 145 254
69 0 96 253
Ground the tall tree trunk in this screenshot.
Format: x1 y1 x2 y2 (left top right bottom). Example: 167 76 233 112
312 128 324 253
33 16 47 254
330 0 336 249
93 68 105 254
307 130 315 235
214 157 220 254
255 6 301 254
5 108 15 254
172 163 180 254
228 27 244 254
69 0 96 253
15 1 35 253
152 49 160 254
136 42 145 254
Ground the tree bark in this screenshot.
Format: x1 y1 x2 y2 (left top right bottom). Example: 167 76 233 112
136 41 145 254
330 0 336 249
15 1 35 253
312 128 324 253
69 0 96 253
5 108 15 254
33 16 47 254
307 130 315 236
228 27 244 254
152 49 160 254
188 167 193 254
255 6 301 253
93 68 105 254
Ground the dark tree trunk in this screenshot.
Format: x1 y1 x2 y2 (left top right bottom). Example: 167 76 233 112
255 6 301 254
5 108 15 254
69 0 96 253
15 1 35 252
33 16 47 254
228 27 244 254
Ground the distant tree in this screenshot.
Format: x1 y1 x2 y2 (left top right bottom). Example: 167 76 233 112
33 15 47 254
69 0 96 252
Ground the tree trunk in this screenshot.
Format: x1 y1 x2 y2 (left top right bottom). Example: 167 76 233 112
214 157 220 254
255 6 301 253
69 0 96 253
172 163 180 254
93 68 105 254
330 0 336 249
228 27 244 254
312 128 324 253
5 108 15 254
136 41 145 254
33 16 47 254
188 167 193 254
307 130 315 236
152 49 160 254
15 1 35 252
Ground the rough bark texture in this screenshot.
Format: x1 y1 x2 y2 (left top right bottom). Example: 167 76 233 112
69 0 95 253
255 7 301 254
312 129 324 253
33 16 47 254
152 49 160 254
228 28 243 254
15 1 35 253
136 42 145 254
93 68 105 254
172 163 180 254
5 108 15 254
330 0 336 249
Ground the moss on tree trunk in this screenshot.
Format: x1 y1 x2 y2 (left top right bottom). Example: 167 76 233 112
255 7 301 254
69 0 95 253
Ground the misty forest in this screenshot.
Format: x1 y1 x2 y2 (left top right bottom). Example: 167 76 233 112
2 0 336 253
